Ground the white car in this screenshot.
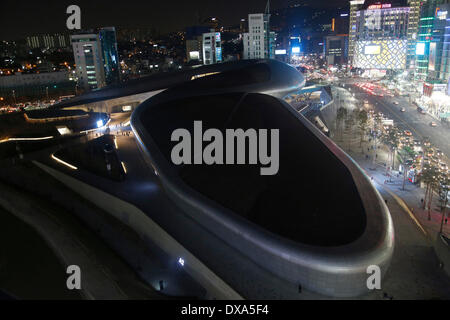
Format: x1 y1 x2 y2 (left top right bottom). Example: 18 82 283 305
393 101 399 105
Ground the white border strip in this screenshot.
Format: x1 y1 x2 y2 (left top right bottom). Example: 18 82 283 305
51 154 78 170
0 136 54 143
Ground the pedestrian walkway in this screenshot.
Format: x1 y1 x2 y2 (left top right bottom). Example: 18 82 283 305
336 130 449 238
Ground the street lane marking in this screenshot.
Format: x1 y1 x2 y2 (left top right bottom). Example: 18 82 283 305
352 84 423 139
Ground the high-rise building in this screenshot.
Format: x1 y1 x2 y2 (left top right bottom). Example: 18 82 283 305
415 1 450 83
434 5 450 85
415 0 450 81
185 26 210 62
324 35 349 65
202 32 222 65
243 13 274 59
202 17 220 31
348 0 365 65
71 33 105 91
406 0 421 69
240 19 247 33
352 3 411 71
71 28 120 91
99 27 120 86
26 33 71 49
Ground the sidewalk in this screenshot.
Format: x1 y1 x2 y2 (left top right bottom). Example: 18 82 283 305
334 130 449 238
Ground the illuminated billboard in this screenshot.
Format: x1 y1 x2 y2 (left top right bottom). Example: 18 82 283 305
189 51 200 60
416 42 426 55
364 45 381 55
275 49 287 55
437 9 448 20
429 42 436 71
354 40 407 70
368 4 391 9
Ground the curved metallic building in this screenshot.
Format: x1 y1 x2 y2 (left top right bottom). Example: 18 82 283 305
55 59 303 109
131 60 394 297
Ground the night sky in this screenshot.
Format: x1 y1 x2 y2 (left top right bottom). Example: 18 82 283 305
1 0 348 40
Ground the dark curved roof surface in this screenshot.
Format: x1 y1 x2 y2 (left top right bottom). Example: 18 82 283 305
55 59 304 109
130 61 394 297
139 92 366 246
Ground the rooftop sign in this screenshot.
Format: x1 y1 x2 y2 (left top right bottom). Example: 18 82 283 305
368 4 391 9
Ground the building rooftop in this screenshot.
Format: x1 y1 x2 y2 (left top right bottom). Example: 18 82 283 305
138 92 367 246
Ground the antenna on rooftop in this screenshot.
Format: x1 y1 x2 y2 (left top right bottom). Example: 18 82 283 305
265 0 270 15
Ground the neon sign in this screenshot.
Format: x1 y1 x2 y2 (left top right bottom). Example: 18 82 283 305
368 4 392 9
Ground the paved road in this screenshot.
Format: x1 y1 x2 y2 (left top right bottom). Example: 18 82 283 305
326 113 450 299
346 79 450 160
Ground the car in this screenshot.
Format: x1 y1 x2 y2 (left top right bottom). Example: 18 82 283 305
404 130 412 136
400 108 406 112
417 107 426 114
393 101 399 105
430 122 438 127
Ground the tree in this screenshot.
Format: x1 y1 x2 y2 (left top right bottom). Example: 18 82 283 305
336 107 347 141
398 146 416 190
421 164 440 220
357 109 368 149
370 113 383 169
381 127 400 177
346 111 356 150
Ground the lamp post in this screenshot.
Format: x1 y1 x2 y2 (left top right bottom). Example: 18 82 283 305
439 187 448 234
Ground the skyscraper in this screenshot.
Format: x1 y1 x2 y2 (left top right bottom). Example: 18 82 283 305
99 27 120 87
71 27 120 92
352 3 411 72
415 1 450 83
348 0 365 66
202 32 222 65
185 26 210 62
72 33 105 91
415 0 450 81
243 13 274 59
407 0 421 69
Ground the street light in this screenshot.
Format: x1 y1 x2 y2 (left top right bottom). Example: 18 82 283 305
439 186 449 234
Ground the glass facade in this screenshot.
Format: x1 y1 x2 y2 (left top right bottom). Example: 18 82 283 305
99 27 120 86
415 1 450 83
352 5 410 70
349 0 365 65
355 7 410 41
407 0 421 69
